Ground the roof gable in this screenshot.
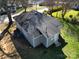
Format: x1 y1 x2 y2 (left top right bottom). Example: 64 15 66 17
14 11 62 38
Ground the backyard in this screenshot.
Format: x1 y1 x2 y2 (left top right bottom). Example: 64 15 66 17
52 10 79 59
14 9 79 59
1 9 78 59
0 2 79 59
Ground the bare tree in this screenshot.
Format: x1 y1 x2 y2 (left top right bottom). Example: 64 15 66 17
19 0 28 12
0 0 13 40
15 0 28 12
61 0 78 20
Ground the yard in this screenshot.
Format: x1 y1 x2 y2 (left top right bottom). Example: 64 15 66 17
12 9 79 59
0 9 79 59
0 0 79 59
52 10 79 59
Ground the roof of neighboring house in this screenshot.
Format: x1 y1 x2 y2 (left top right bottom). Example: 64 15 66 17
72 5 79 10
14 11 62 39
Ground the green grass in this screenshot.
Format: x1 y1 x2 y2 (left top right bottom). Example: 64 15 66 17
15 9 79 59
52 10 79 59
64 10 79 19
13 9 79 59
16 8 24 13
52 10 79 21
61 21 79 59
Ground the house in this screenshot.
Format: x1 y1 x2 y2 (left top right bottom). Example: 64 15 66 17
14 11 62 48
7 3 16 13
72 4 79 10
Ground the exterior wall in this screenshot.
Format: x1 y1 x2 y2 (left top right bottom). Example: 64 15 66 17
16 22 33 46
16 22 60 48
44 36 55 48
54 33 61 47
33 35 44 47
42 33 59 48
16 22 43 48
41 35 47 47
46 36 55 48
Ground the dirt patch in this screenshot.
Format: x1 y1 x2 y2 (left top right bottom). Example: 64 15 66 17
0 23 21 59
0 33 21 59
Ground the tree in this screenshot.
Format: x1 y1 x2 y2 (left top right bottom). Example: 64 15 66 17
0 0 13 40
15 0 28 12
61 0 78 20
61 0 68 20
22 0 28 12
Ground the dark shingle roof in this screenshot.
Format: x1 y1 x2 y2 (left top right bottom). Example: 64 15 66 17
14 11 62 39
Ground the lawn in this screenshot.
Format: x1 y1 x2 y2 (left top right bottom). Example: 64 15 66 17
16 8 24 13
52 10 79 59
52 10 79 21
1 9 78 59
14 9 79 59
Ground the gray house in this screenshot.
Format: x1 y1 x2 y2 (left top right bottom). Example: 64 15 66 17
14 11 62 48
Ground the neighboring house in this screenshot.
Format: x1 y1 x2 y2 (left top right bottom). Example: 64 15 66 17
72 5 79 10
15 2 23 9
7 3 16 13
14 11 62 48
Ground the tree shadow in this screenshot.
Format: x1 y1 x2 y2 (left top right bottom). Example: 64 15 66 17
11 28 67 59
0 32 21 59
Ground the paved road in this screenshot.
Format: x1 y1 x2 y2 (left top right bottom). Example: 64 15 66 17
3 10 25 23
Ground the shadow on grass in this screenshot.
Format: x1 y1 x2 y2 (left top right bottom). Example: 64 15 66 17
11 28 67 59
